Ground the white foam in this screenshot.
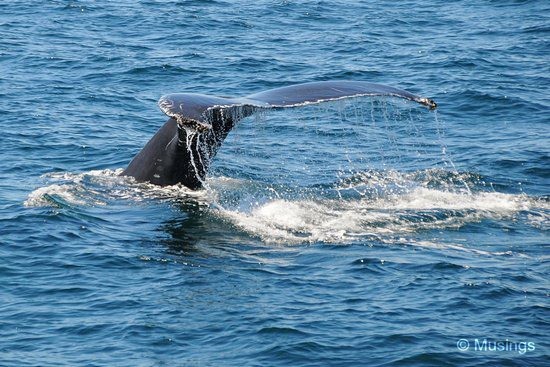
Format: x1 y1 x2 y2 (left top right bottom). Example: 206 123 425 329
24 169 212 207
24 184 88 207
216 187 541 245
376 188 529 212
25 168 547 251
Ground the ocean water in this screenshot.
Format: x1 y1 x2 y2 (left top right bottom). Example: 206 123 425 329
1 1 548 366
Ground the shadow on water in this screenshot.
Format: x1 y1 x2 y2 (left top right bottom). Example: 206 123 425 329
157 209 241 256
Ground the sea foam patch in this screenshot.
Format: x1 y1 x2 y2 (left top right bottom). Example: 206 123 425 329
215 186 543 245
24 169 212 207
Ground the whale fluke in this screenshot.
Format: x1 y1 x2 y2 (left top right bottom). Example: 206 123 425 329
122 81 437 189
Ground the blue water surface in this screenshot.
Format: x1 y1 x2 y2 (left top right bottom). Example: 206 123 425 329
1 1 548 366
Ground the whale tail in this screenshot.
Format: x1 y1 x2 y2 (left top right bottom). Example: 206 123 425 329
122 81 437 188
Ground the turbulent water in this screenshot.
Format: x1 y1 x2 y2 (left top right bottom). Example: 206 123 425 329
1 1 549 366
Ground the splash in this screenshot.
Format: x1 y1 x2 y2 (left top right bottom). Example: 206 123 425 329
24 98 549 248
24 167 547 247
205 99 548 245
212 174 542 245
